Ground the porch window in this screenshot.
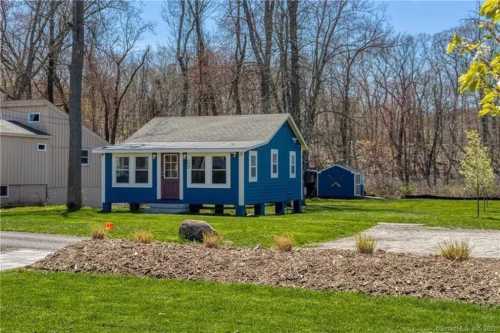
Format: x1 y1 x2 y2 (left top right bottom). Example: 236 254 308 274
289 151 296 178
135 157 149 184
271 149 279 178
187 154 231 188
249 151 257 182
191 156 206 184
116 157 130 183
212 156 226 184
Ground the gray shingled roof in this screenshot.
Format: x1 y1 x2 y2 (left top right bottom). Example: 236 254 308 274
96 113 306 152
0 119 49 138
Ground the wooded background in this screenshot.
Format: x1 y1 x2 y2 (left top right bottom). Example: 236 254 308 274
1 0 499 196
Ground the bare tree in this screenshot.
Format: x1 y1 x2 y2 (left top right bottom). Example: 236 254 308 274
66 0 85 210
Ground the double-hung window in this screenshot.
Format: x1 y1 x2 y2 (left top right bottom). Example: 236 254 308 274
212 156 227 184
271 149 279 178
188 154 230 188
0 185 8 198
289 151 296 178
115 157 130 184
113 155 151 187
135 157 149 184
249 151 258 182
191 156 206 184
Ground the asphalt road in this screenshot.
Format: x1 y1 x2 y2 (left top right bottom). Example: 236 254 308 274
0 231 86 270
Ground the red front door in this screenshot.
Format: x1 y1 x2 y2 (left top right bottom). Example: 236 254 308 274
161 153 179 199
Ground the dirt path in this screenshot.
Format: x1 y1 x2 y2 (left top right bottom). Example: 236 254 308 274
318 223 500 259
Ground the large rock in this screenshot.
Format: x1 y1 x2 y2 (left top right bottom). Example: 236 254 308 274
179 220 216 242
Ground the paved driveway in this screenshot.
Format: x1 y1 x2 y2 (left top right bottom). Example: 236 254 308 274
0 231 86 270
318 223 500 259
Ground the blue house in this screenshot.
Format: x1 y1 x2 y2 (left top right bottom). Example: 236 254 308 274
317 164 365 198
94 114 307 216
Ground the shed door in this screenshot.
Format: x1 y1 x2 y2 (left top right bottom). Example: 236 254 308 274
161 153 179 199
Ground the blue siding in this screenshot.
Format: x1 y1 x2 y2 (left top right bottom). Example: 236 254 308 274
105 153 158 203
245 123 302 204
318 166 354 198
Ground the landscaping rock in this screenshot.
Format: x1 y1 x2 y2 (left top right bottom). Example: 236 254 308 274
32 239 500 305
179 220 215 242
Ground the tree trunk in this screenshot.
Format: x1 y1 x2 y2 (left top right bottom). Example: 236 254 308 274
288 0 300 125
66 0 84 211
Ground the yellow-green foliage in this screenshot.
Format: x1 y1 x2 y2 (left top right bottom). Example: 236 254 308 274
355 233 376 254
459 130 495 216
132 230 154 244
273 234 294 252
91 226 106 240
202 233 224 248
447 0 499 116
439 240 471 261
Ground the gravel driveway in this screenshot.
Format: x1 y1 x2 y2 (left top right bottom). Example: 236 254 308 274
318 223 500 258
0 231 86 270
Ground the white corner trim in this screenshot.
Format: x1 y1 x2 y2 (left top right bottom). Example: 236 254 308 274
156 153 161 199
271 149 279 179
248 150 258 182
238 151 244 206
300 149 304 200
179 153 184 200
101 155 106 204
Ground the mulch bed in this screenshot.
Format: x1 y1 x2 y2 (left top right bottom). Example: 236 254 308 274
32 239 500 305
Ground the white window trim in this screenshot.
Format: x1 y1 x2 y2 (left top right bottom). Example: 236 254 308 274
289 151 296 178
28 112 40 123
187 153 231 188
112 154 152 188
37 143 47 151
271 149 279 179
81 149 89 166
0 185 8 198
249 150 258 182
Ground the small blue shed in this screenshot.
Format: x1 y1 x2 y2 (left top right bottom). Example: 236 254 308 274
317 164 365 198
94 114 308 216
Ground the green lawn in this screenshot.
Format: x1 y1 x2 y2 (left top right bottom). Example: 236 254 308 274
1 270 498 333
1 199 499 247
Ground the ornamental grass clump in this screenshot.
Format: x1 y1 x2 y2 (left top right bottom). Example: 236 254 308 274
91 226 106 240
132 230 154 244
355 233 376 254
439 240 470 261
273 234 294 252
202 232 224 249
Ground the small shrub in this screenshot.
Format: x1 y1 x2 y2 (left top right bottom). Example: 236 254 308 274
439 240 470 261
355 233 376 254
91 226 106 240
273 234 294 252
202 232 223 248
132 230 154 244
399 183 416 197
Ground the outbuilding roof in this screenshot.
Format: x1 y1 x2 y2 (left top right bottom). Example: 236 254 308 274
95 113 307 153
0 119 49 138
